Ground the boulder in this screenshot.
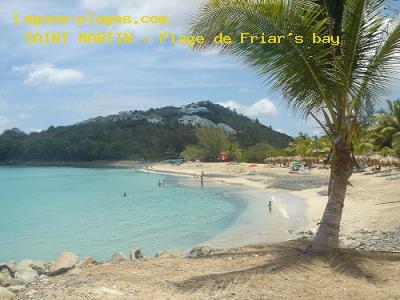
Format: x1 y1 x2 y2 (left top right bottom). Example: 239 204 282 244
0 264 14 278
16 260 46 275
39 274 49 281
49 252 79 276
76 256 97 268
5 262 16 274
109 252 129 264
0 273 6 286
155 248 185 258
15 267 39 285
129 247 143 261
7 285 24 293
0 287 15 300
188 246 214 258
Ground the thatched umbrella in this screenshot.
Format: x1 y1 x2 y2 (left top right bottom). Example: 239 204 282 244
264 157 273 164
294 156 304 162
380 156 400 167
367 154 383 166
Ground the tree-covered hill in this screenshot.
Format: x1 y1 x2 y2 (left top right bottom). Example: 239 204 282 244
0 101 292 162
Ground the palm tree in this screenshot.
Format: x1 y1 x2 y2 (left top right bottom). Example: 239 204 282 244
369 99 400 155
189 0 400 252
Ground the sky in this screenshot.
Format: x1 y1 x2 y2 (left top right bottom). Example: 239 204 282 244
0 0 399 136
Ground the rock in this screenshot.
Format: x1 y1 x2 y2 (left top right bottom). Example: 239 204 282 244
15 267 39 285
0 264 14 278
155 248 185 258
7 285 25 293
16 260 46 275
39 274 49 280
109 252 130 264
0 273 6 286
15 260 33 273
188 246 214 258
76 256 97 268
5 262 16 274
49 252 79 276
129 247 143 261
0 287 15 299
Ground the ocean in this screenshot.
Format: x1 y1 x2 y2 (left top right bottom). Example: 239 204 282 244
0 166 245 263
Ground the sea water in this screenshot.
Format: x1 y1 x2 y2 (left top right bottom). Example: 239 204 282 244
0 166 245 262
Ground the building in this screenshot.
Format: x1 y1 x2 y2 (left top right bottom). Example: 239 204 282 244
180 103 209 114
117 111 145 121
178 115 215 127
147 114 163 124
217 123 237 134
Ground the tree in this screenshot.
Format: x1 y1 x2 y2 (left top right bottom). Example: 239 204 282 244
190 0 400 252
181 127 230 161
226 141 242 161
369 99 400 155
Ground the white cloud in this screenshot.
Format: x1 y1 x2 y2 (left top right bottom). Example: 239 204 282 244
12 63 84 86
219 99 278 118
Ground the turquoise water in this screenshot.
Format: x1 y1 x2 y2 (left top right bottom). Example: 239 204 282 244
0 166 244 263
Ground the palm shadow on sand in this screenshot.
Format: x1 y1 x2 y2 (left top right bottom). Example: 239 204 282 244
175 240 400 294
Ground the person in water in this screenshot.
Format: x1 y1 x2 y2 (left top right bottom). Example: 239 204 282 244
158 180 162 187
123 192 127 197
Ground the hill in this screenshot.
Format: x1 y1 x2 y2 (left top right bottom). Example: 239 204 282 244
0 101 292 162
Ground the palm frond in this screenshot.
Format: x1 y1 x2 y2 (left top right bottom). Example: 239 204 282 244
189 0 339 126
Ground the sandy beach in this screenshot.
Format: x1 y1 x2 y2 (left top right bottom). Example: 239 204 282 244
125 161 400 247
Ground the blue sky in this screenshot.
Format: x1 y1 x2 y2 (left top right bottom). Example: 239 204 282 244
0 0 399 136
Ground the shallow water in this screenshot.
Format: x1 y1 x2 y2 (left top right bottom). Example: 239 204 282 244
0 166 245 262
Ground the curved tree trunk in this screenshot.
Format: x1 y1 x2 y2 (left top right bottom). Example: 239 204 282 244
312 139 353 252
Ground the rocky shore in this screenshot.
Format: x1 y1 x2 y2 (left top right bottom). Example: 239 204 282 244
0 245 225 299
2 225 400 299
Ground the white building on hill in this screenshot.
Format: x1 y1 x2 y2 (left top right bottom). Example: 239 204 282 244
147 114 163 124
217 123 237 134
178 115 215 127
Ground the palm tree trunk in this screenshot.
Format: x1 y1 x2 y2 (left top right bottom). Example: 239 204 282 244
312 140 353 252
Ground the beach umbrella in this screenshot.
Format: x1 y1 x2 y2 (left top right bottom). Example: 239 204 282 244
294 156 304 162
367 154 383 166
380 156 400 167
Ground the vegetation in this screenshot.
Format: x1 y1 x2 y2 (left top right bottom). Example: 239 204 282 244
369 99 400 157
190 0 400 252
0 102 291 163
181 127 230 161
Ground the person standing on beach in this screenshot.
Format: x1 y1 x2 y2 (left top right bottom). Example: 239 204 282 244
200 171 204 188
268 200 272 213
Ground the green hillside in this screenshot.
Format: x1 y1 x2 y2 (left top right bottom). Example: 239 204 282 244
0 101 292 162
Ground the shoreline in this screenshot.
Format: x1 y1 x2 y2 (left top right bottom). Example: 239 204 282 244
145 163 327 244
2 162 400 261
0 162 319 264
